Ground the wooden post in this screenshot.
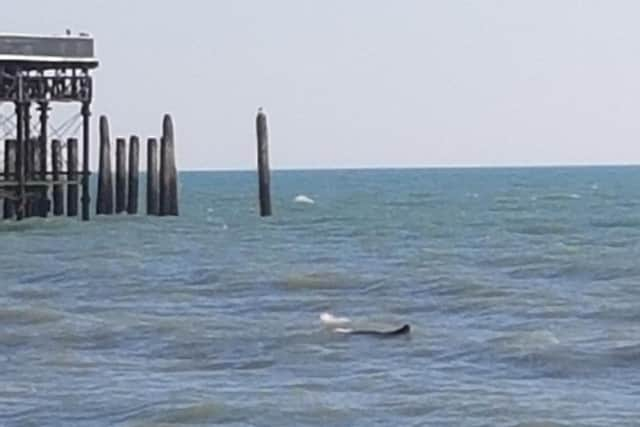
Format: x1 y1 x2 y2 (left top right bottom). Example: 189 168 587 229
28 138 38 179
31 138 43 217
159 114 178 216
38 103 50 218
24 108 36 217
67 138 79 217
96 115 113 215
15 99 26 221
127 135 140 214
3 139 16 219
256 108 272 217
146 138 159 215
51 139 64 216
38 103 49 181
25 137 37 217
81 102 91 221
31 137 47 217
24 104 32 180
115 137 127 214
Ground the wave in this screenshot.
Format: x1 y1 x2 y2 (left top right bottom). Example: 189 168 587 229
536 193 582 201
489 204 527 213
0 306 65 326
392 192 440 207
606 343 640 364
494 330 561 350
320 312 351 326
507 223 571 236
293 194 315 204
127 400 237 426
275 271 354 290
512 422 570 427
591 217 640 229
489 329 640 378
484 254 558 269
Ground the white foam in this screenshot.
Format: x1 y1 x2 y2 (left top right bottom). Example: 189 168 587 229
334 328 353 334
320 312 351 325
294 195 315 204
528 330 560 346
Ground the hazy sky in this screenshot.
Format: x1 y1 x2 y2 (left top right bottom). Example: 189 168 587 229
5 1 640 170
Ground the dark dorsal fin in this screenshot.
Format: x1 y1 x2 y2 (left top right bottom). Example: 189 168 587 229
348 324 411 337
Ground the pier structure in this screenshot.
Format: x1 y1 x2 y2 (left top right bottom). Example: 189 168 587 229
0 33 180 221
0 32 98 220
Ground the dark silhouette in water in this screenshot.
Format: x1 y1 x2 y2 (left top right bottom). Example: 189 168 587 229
347 324 411 337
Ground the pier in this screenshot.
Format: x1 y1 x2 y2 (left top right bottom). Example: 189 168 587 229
0 33 96 220
0 33 179 221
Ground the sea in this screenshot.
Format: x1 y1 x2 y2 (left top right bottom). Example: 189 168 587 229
1 167 639 427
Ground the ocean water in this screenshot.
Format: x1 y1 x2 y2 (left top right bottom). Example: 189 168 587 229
1 167 640 426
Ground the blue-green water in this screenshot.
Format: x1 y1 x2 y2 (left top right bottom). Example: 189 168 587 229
1 167 640 426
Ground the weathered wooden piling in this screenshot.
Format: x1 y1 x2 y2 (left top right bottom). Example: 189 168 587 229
127 136 140 215
159 114 178 216
81 102 91 221
256 108 272 217
25 137 37 217
115 137 127 214
37 103 50 218
51 139 64 216
3 139 16 219
96 115 114 215
24 106 32 180
67 138 79 217
29 138 38 178
146 138 159 215
38 103 49 182
31 138 48 217
15 102 26 221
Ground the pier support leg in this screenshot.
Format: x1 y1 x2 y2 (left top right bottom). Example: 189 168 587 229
24 104 31 183
38 102 49 182
3 139 16 219
51 139 64 216
15 100 26 221
24 104 35 217
159 114 178 216
127 135 140 215
115 137 127 214
96 115 113 215
256 108 272 217
146 138 159 216
30 138 48 217
67 138 78 217
37 102 50 218
81 102 91 221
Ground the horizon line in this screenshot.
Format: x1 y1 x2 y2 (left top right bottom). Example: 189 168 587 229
169 161 639 173
70 161 639 174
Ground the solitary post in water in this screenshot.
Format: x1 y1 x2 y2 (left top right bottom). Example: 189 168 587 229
256 108 272 217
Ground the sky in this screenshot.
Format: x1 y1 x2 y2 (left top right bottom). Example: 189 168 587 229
4 0 640 170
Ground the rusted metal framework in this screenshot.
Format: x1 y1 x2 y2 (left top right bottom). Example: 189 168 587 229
0 33 98 220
